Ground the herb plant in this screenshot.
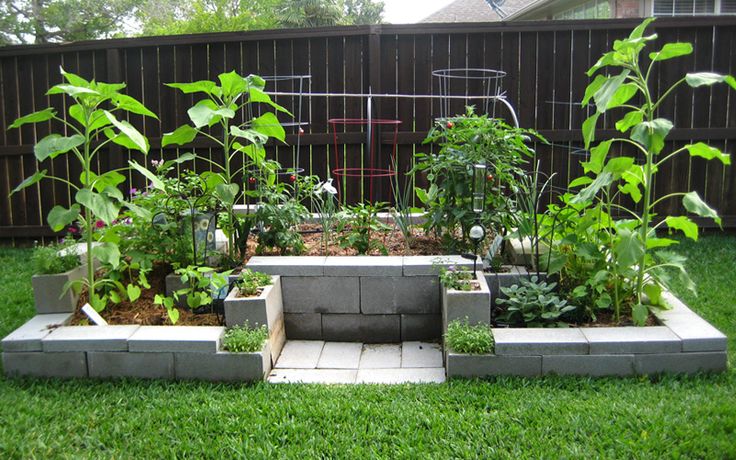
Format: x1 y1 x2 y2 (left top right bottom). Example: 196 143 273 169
438 265 475 291
336 202 390 255
31 238 80 275
561 18 735 324
254 179 309 255
10 67 155 311
497 276 575 328
154 265 232 324
311 178 339 254
234 269 273 297
445 319 494 354
222 322 268 353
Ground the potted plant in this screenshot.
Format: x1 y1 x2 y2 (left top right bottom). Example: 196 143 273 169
30 239 85 314
440 265 491 330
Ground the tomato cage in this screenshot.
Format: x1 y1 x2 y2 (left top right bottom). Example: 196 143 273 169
432 68 506 120
328 117 401 203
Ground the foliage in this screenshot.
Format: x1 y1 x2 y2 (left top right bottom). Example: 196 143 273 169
555 18 735 325
310 178 339 255
278 0 383 28
438 264 475 291
159 71 289 265
389 158 419 254
222 322 269 352
445 319 494 354
154 265 232 323
30 238 80 275
497 276 575 327
336 202 390 255
0 0 137 45
414 107 540 252
234 269 273 297
254 175 309 255
10 67 154 312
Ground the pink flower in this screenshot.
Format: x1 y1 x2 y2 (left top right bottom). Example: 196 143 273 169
129 187 138 196
95 220 105 229
68 227 78 234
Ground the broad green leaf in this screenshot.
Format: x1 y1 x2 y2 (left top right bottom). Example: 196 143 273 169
114 94 158 119
46 84 99 97
582 112 600 149
614 228 645 267
125 202 153 221
94 82 127 98
587 52 619 76
248 87 292 115
582 75 607 106
103 111 149 153
643 282 663 305
616 110 643 132
188 99 235 128
201 171 226 190
622 163 644 186
649 42 693 61
568 176 593 188
47 204 80 231
60 67 90 87
603 157 635 177
11 169 47 195
234 142 266 165
685 142 731 165
102 185 124 202
9 108 56 129
161 152 197 170
218 71 247 98
76 189 120 225
34 134 85 162
666 215 698 240
570 171 613 204
725 75 736 91
682 191 721 226
214 183 239 206
631 118 673 155
93 242 121 269
231 126 268 145
167 305 180 324
87 109 113 131
605 83 638 110
82 170 127 192
629 17 656 40
246 74 266 90
685 72 728 88
415 187 430 204
593 72 629 113
582 140 612 174
166 80 218 95
632 303 648 326
127 284 142 302
162 125 199 147
654 250 695 293
129 160 165 190
252 112 286 142
618 182 642 203
646 237 678 249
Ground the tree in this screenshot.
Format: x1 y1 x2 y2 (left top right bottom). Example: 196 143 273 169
0 0 137 45
278 0 383 28
343 0 384 25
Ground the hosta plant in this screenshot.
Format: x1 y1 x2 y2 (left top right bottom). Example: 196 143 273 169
497 276 575 328
564 17 734 324
10 67 155 311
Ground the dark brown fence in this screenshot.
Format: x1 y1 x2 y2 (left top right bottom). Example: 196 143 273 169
1 17 735 240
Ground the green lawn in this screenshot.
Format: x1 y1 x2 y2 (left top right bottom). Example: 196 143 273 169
1 236 734 459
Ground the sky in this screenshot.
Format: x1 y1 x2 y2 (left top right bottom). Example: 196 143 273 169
382 0 456 24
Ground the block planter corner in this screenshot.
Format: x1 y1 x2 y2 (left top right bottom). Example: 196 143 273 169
175 340 272 382
32 264 86 314
441 271 491 331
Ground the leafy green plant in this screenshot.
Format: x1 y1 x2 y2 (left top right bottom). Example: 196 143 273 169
413 107 541 252
9 67 155 311
445 319 494 354
31 238 80 275
564 18 735 324
154 71 290 263
254 178 309 255
389 158 420 254
438 265 475 291
154 265 232 324
234 269 273 297
311 178 339 255
336 202 390 255
222 322 268 353
497 276 575 328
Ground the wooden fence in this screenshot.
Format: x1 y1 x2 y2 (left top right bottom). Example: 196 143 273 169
1 17 735 239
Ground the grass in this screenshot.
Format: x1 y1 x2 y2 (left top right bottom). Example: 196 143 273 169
1 236 735 458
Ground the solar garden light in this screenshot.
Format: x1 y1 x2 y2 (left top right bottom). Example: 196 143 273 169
463 163 488 273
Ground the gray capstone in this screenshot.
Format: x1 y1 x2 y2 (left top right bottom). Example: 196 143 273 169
128 326 224 353
1 313 73 352
493 328 589 356
41 325 140 352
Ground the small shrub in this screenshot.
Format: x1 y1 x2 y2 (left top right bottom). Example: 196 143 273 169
31 239 80 275
223 323 268 353
445 319 494 354
497 276 576 327
235 269 273 297
439 265 475 291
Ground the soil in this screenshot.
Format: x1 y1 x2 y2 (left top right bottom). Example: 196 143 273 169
491 305 659 328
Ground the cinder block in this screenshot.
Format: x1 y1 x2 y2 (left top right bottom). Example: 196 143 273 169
402 255 476 276
635 352 728 375
32 265 86 314
442 272 491 329
88 352 174 379
284 313 323 340
322 314 400 343
165 273 188 308
246 256 326 276
660 316 727 352
360 276 440 314
224 276 283 329
282 277 359 314
505 238 549 266
493 328 589 355
42 325 140 352
401 314 442 341
446 353 542 378
582 327 682 354
128 326 224 353
324 256 403 276
542 354 636 376
176 342 271 382
484 266 535 306
3 351 87 378
1 313 72 352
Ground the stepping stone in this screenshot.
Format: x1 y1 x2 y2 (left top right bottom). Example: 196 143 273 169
401 341 443 368
268 368 357 384
355 368 446 384
359 344 401 369
275 340 324 369
317 342 362 369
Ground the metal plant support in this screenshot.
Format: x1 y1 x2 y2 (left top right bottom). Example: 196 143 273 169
432 68 508 121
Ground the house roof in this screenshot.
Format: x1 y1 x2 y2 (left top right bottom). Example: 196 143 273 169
420 0 536 22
